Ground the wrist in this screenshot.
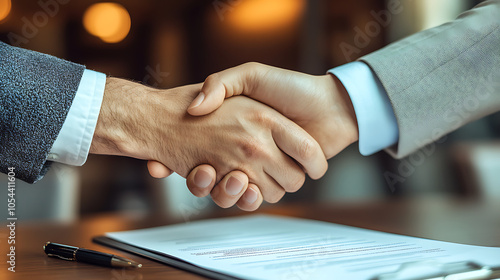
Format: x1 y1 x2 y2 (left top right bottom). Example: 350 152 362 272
330 74 359 143
316 74 359 158
90 77 158 160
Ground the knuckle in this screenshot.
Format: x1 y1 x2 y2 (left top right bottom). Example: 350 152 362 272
287 172 306 193
252 110 275 127
298 138 317 162
204 72 220 84
241 62 264 94
243 62 262 71
238 137 264 159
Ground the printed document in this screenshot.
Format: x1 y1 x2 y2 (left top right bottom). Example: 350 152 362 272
105 215 500 280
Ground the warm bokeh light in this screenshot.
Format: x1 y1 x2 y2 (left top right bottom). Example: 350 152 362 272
228 0 305 32
83 3 131 43
0 0 12 22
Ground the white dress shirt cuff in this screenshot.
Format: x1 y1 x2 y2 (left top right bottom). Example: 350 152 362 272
48 69 106 166
328 62 399 156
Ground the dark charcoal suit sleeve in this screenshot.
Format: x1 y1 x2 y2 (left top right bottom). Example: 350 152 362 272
0 41 86 183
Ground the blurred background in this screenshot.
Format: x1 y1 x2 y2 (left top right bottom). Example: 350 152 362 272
1 0 499 222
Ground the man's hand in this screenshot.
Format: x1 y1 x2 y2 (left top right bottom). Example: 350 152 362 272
91 77 328 210
148 63 359 208
189 63 358 157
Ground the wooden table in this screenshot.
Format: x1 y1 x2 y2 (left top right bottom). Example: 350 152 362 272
2 197 500 280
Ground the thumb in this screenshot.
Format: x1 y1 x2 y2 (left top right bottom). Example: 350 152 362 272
147 160 173 178
187 63 261 116
187 79 226 116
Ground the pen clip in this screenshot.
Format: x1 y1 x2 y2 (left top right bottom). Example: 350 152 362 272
46 253 76 261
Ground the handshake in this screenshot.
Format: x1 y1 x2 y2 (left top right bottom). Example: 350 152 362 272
3 0 495 209
91 63 359 211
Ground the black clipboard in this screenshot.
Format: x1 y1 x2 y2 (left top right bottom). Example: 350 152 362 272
93 236 242 280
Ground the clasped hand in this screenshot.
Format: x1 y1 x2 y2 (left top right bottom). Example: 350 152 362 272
146 63 359 211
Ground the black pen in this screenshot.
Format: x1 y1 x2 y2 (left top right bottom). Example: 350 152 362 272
43 242 142 268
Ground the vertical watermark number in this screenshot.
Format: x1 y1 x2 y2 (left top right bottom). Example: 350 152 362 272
6 167 16 273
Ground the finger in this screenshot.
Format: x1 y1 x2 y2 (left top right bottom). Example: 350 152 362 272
259 137 306 193
147 160 173 178
253 173 286 204
210 171 249 209
271 116 328 180
187 85 224 116
236 184 263 211
187 63 261 116
186 165 217 197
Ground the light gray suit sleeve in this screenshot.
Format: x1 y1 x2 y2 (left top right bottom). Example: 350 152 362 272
0 41 85 183
360 0 500 159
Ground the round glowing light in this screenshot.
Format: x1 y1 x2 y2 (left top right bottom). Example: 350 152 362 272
228 0 305 32
0 0 12 22
83 3 131 43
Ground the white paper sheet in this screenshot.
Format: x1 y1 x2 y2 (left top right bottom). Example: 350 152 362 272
106 215 500 280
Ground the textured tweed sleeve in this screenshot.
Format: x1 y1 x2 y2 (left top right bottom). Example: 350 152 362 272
0 41 85 183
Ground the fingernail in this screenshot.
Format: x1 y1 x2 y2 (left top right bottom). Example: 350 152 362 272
194 169 212 189
226 177 243 196
243 188 258 204
189 92 205 109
